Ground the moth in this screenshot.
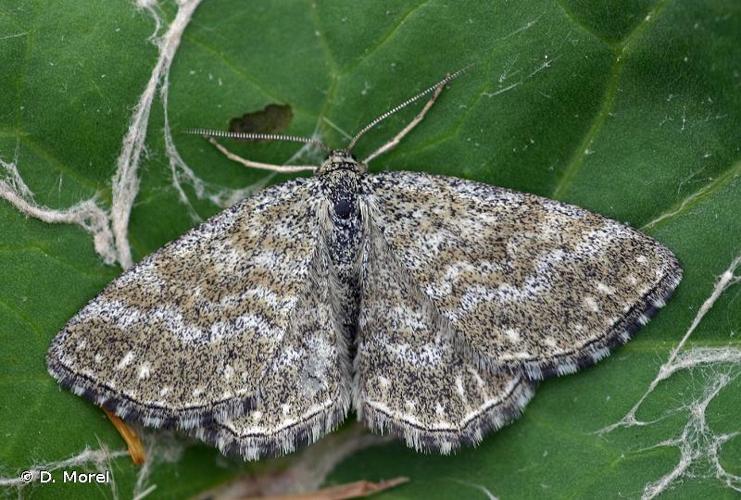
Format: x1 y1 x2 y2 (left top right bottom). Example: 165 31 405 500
47 70 682 459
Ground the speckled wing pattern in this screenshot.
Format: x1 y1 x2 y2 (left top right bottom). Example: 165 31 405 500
47 178 330 430
364 171 682 380
355 216 536 453
194 241 352 459
47 155 683 460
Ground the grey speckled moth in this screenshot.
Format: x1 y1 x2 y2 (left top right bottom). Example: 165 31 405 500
47 71 682 460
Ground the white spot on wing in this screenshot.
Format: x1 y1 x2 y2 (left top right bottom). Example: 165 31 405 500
455 375 465 398
505 328 521 342
436 402 446 417
115 351 134 370
543 336 558 348
583 296 600 312
467 366 486 389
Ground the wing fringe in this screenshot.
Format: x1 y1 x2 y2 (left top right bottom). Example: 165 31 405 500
359 375 535 454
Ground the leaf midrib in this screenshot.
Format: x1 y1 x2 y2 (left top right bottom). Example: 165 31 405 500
551 0 674 200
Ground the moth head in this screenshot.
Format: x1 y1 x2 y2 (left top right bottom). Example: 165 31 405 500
316 150 367 176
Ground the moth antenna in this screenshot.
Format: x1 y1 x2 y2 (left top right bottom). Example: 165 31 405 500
346 65 473 152
185 128 329 151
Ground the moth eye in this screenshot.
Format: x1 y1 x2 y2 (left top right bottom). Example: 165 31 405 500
333 199 353 219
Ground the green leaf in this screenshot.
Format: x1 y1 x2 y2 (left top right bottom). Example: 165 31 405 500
1 0 738 498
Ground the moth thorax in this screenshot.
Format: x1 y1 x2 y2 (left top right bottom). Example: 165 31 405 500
320 170 364 281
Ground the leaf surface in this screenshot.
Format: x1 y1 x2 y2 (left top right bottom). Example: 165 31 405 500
0 0 738 498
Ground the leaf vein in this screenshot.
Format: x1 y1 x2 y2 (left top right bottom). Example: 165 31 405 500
551 0 674 199
641 159 741 231
553 0 615 47
340 0 433 76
